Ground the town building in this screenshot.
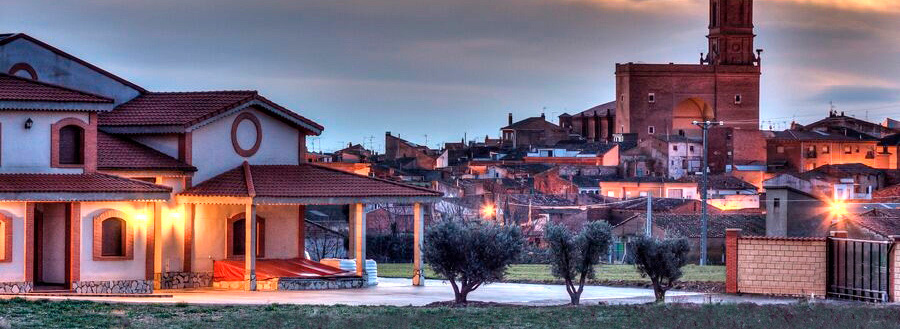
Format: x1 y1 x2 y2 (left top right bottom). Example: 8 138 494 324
598 177 698 199
615 0 761 143
557 101 616 143
500 113 568 148
384 132 448 170
0 33 441 294
765 130 883 172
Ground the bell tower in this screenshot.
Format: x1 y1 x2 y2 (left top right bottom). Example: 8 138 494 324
706 0 758 66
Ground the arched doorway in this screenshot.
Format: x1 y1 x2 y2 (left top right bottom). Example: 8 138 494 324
672 97 714 137
227 213 266 258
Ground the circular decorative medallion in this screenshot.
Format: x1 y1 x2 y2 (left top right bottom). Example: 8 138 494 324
231 112 262 157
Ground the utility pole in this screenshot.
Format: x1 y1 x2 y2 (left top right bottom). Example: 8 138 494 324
693 120 724 266
645 194 652 237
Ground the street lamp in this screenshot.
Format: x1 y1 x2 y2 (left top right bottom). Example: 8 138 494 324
693 120 724 266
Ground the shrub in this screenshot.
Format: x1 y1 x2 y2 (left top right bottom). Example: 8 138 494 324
631 236 690 303
544 221 612 305
423 220 525 304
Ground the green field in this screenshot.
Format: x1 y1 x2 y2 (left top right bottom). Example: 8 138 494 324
377 263 725 283
1 298 897 329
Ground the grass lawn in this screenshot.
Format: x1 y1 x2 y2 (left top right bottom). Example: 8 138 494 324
377 263 725 283
1 298 898 329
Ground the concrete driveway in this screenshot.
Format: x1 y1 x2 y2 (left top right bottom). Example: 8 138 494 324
5 278 713 306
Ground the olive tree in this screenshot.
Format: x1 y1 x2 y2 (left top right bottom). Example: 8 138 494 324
544 221 612 305
423 220 524 304
631 236 690 303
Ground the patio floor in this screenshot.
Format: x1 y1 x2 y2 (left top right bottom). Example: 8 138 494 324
1 278 800 306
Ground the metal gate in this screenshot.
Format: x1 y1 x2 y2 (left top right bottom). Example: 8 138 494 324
826 237 892 302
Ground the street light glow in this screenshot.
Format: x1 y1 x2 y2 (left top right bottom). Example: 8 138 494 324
481 204 496 219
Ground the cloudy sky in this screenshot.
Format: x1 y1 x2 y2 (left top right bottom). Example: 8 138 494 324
3 0 899 152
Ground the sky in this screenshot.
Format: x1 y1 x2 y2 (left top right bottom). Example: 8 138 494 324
2 0 899 152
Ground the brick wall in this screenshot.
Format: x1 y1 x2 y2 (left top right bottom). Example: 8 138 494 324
726 229 826 297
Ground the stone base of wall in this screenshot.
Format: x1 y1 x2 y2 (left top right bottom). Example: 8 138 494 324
72 280 153 294
0 282 32 293
212 277 366 291
278 277 366 290
160 272 213 289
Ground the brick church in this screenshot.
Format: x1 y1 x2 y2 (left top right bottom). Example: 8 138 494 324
615 0 766 176
615 0 761 142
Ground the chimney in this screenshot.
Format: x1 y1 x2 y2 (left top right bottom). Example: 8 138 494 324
386 131 391 136
508 113 513 126
541 113 546 120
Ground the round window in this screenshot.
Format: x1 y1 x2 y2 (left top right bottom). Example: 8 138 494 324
231 112 262 157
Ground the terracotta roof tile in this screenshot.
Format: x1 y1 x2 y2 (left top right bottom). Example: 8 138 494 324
98 91 323 132
0 173 172 193
0 73 113 103
97 132 196 172
181 163 443 198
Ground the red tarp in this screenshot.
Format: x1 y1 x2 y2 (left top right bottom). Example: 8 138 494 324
213 258 353 282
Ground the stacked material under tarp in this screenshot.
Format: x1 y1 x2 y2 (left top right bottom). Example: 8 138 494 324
213 258 354 282
320 259 378 286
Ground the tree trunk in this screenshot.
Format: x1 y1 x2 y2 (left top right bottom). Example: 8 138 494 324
570 291 582 305
456 286 472 304
654 287 666 303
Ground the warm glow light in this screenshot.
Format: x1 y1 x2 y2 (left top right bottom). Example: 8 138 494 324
481 204 496 219
829 200 848 218
169 211 181 219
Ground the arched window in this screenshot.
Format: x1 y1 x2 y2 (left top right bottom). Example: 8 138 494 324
0 213 11 262
101 217 126 257
227 215 265 258
92 210 134 260
58 125 85 165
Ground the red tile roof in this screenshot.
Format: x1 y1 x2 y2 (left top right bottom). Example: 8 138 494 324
97 132 196 172
98 91 323 133
0 173 172 193
181 163 442 198
0 73 113 103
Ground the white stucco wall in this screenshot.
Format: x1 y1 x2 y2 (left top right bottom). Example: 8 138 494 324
0 203 26 282
0 38 141 104
128 134 180 159
192 204 300 273
0 111 89 173
79 201 150 281
191 108 300 183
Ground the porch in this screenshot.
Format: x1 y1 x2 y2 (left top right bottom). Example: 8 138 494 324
175 162 442 291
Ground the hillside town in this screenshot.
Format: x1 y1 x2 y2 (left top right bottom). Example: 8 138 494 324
2 0 900 326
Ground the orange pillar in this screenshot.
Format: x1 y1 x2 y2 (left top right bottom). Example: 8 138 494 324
725 228 740 294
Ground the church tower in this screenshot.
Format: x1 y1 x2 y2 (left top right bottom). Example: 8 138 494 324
706 0 758 66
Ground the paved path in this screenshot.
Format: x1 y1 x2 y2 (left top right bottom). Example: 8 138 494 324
3 278 797 306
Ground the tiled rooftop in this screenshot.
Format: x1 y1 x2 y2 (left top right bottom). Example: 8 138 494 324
0 73 113 103
97 132 196 172
180 163 442 198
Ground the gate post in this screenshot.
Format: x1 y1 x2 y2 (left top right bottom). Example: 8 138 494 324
725 229 741 294
889 235 900 303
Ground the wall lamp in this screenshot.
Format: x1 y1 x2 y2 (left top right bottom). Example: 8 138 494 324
24 118 33 129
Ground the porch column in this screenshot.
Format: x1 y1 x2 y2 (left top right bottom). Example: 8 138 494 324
24 203 34 285
145 202 156 286
183 204 195 273
412 202 425 286
298 205 307 259
66 202 81 289
152 203 163 290
352 203 366 277
245 203 257 291
347 205 356 259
